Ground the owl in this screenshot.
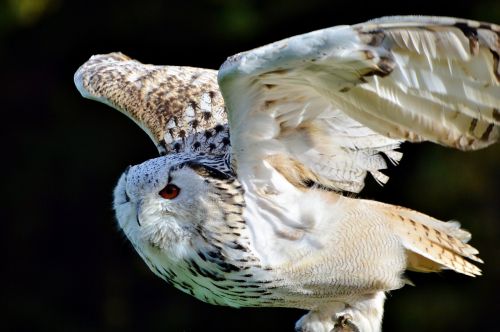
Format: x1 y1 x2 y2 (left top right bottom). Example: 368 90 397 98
74 16 499 332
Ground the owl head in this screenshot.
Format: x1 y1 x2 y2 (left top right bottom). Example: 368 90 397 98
113 154 237 259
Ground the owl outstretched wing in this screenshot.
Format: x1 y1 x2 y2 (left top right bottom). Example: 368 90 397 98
74 52 229 155
218 16 499 193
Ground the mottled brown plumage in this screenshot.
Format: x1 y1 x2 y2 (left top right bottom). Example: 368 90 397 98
75 52 229 155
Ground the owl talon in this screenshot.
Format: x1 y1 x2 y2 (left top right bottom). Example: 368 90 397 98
332 314 359 332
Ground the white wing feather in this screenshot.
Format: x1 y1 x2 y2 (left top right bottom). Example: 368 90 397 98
219 16 499 193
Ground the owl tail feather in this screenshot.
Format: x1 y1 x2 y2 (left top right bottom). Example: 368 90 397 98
386 206 482 277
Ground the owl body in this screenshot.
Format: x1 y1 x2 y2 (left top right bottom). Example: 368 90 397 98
76 16 498 331
115 153 410 308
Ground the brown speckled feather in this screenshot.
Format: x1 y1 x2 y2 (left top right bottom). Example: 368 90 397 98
74 52 229 155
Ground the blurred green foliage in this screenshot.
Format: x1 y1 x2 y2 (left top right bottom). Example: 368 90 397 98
2 1 499 331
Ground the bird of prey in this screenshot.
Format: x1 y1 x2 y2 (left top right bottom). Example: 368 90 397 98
74 16 499 332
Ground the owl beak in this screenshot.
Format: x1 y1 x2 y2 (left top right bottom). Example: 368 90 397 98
124 165 132 175
122 166 132 204
135 198 143 226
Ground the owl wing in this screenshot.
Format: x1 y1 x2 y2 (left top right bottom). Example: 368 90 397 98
74 52 229 155
218 16 499 193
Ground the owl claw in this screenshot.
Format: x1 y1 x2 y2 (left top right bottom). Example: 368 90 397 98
332 314 359 332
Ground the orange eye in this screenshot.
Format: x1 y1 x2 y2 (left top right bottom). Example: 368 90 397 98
159 184 180 199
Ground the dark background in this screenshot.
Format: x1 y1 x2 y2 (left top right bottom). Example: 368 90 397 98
3 0 499 331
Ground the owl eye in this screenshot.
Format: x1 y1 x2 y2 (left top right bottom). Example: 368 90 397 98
159 184 180 199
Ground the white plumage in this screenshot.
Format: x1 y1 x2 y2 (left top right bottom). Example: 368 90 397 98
75 16 498 331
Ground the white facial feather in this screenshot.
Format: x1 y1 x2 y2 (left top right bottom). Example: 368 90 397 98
115 157 212 255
